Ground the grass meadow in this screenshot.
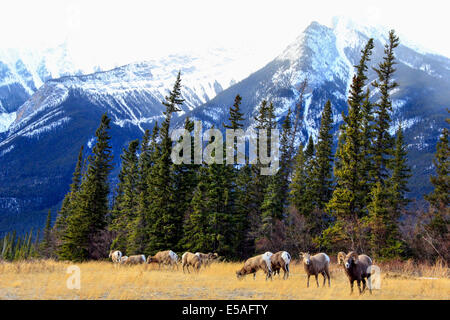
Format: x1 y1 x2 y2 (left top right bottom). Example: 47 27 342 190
0 259 448 300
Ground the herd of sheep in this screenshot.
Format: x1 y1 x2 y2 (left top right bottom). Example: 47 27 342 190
108 249 374 295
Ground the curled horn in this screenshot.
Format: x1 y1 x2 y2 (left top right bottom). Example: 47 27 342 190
349 251 359 264
337 252 346 265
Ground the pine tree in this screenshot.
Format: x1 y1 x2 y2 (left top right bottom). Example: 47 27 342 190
54 146 84 241
371 31 399 184
131 123 160 254
426 127 450 211
326 39 375 251
360 90 375 204
260 109 293 234
390 125 411 215
110 139 140 253
311 100 334 210
59 113 113 261
41 209 53 257
146 73 184 253
223 94 245 130
171 117 200 252
424 126 449 258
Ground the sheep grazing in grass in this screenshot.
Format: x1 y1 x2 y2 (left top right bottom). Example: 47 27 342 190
342 251 373 295
195 252 219 268
124 254 146 265
147 250 179 269
270 251 291 280
119 256 129 264
109 250 122 263
300 252 331 288
182 252 202 273
236 252 273 281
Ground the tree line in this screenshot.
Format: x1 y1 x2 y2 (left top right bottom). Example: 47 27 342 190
1 31 447 263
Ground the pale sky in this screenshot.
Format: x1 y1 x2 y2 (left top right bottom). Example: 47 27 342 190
2 0 449 69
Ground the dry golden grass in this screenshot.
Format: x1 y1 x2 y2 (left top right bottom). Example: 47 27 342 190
0 259 448 300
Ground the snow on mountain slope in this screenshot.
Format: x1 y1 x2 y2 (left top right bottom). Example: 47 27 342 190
1 49 251 148
186 17 450 198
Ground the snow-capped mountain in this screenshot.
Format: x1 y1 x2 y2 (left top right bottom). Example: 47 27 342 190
185 17 450 194
0 47 255 232
0 17 449 233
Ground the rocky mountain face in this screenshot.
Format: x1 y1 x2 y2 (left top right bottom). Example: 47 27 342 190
184 18 450 199
0 17 449 233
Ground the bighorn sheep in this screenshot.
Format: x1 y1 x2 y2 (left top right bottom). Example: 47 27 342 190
270 251 291 279
236 252 273 280
124 254 146 265
195 252 219 267
342 251 373 295
109 250 122 263
147 250 179 269
300 252 331 288
337 252 346 265
119 256 129 264
182 252 202 273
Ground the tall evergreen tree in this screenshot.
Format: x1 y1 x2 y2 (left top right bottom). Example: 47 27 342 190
311 100 334 210
424 126 449 259
54 146 84 240
59 113 113 261
390 125 411 215
326 39 374 251
131 123 160 254
371 31 399 184
41 210 53 257
146 73 184 253
110 139 140 253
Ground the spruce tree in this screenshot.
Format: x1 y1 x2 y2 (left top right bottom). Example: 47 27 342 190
326 39 374 251
424 126 449 256
131 123 160 255
146 73 184 253
41 209 53 257
390 125 411 215
371 31 399 184
54 146 84 241
59 113 113 261
311 100 334 210
110 139 140 252
224 94 245 130
172 117 199 252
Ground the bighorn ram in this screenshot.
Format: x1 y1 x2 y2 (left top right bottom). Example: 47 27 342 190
182 252 202 273
195 252 219 267
119 256 129 264
342 251 373 295
236 252 273 280
270 251 291 279
147 250 179 269
109 250 122 263
300 252 331 288
124 254 146 265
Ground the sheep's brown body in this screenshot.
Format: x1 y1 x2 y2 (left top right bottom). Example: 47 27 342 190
147 250 178 269
119 256 128 264
342 251 373 295
300 252 331 288
195 252 219 268
124 254 146 265
236 252 273 280
182 252 202 273
270 251 291 279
